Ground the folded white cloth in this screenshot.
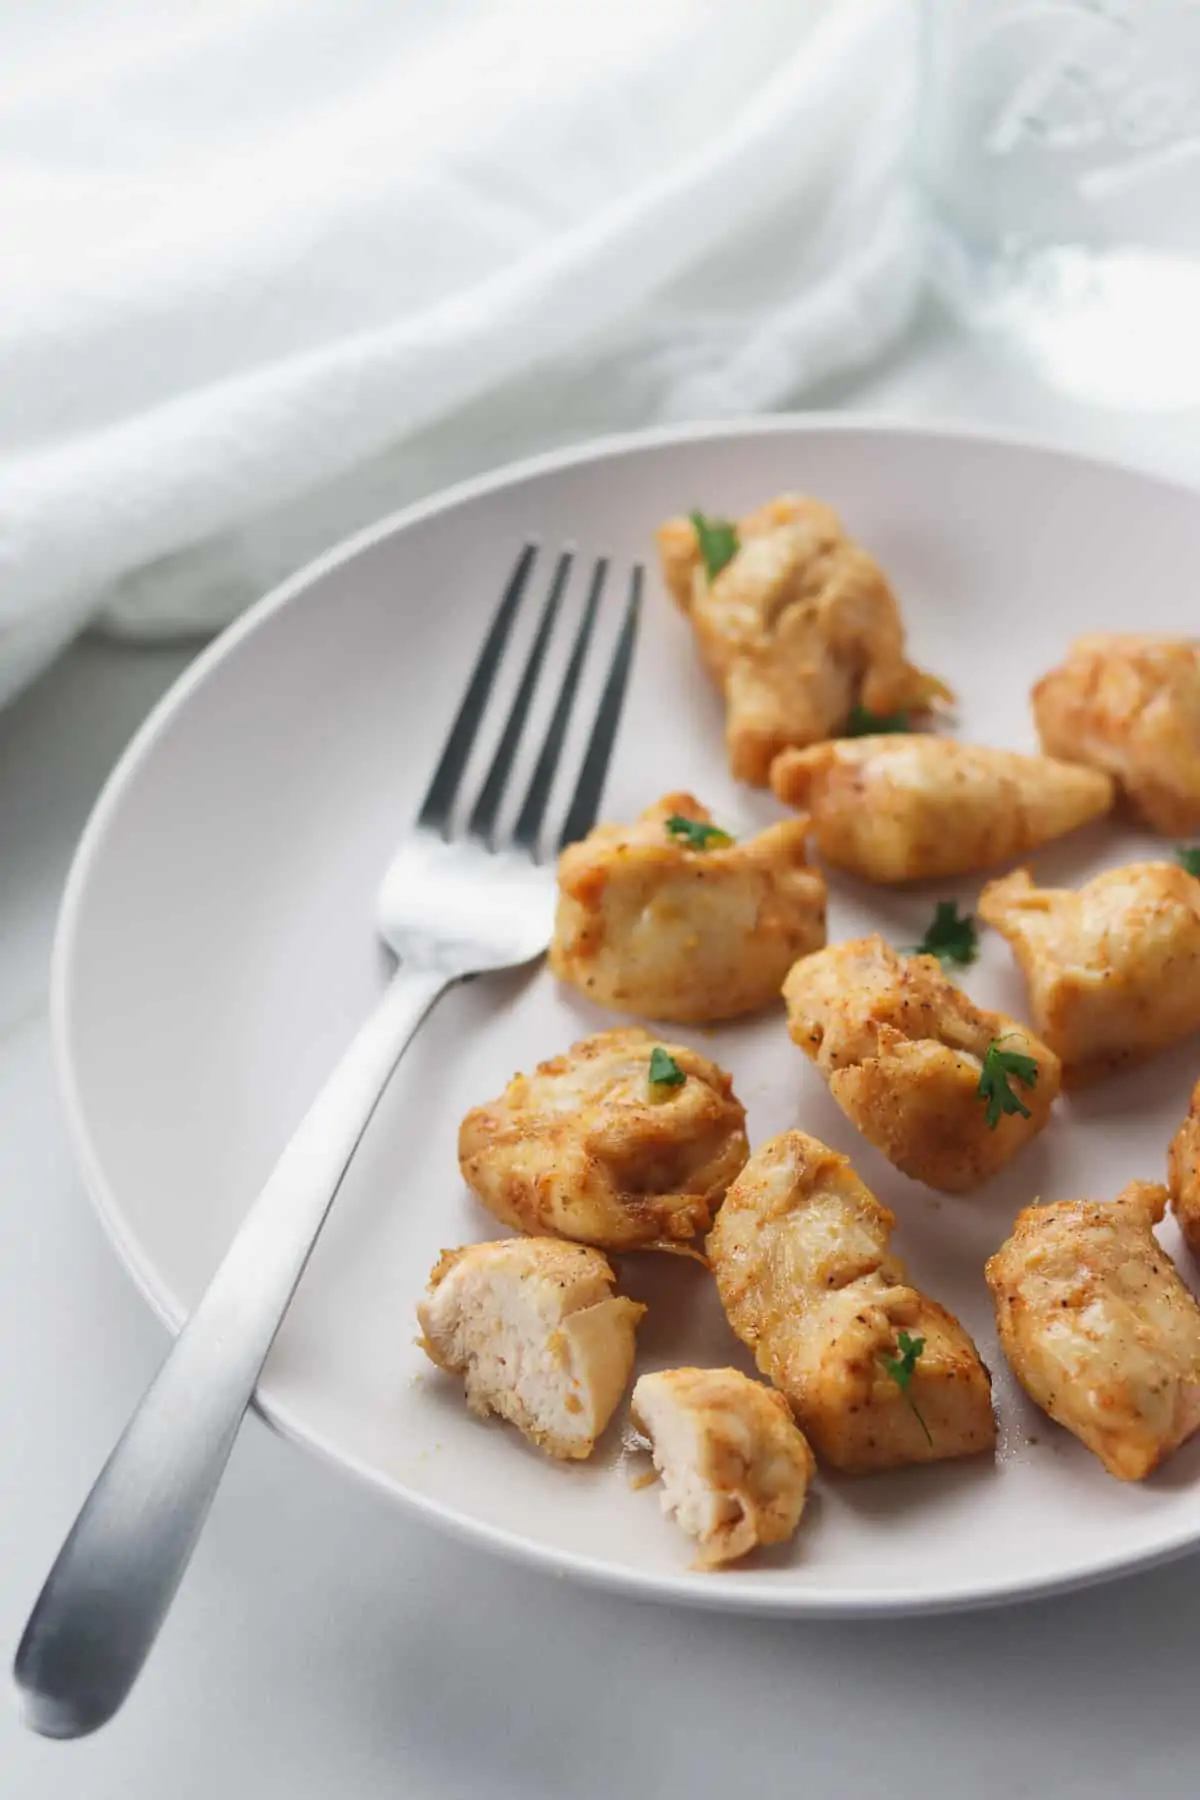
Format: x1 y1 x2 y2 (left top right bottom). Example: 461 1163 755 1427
0 0 918 708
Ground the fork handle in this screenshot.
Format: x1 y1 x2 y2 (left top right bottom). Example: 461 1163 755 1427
14 963 450 1740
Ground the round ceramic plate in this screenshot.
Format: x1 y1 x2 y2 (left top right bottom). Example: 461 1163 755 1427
56 419 1200 1615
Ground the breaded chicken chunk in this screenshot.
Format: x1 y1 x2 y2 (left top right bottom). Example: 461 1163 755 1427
782 935 1060 1193
707 1131 996 1472
459 1027 749 1250
1168 1077 1200 1257
418 1237 645 1459
656 495 948 786
549 791 826 1023
770 735 1114 883
979 861 1200 1084
631 1367 815 1568
986 1183 1200 1480
1033 634 1200 835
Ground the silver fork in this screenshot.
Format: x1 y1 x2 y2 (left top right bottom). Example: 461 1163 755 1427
15 543 642 1740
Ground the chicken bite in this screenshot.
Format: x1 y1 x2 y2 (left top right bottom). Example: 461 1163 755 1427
770 735 1114 883
986 1183 1200 1481
459 1027 749 1250
782 935 1060 1193
979 861 1200 1084
1033 633 1200 835
549 791 826 1023
631 1367 815 1568
655 495 948 786
707 1131 996 1472
1168 1077 1200 1257
417 1237 645 1459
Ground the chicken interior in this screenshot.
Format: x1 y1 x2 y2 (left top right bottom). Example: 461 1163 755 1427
782 935 1060 1193
1168 1077 1200 1258
418 1237 645 1459
707 1131 996 1472
550 790 826 1023
1033 633 1200 835
655 495 948 786
632 1366 815 1568
979 861 1200 1083
986 1183 1200 1480
458 1027 749 1249
769 735 1114 883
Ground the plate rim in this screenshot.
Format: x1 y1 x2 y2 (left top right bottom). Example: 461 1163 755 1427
52 411 1200 1616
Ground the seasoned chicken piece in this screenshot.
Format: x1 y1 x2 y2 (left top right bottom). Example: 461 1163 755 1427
707 1131 995 1472
1169 1078 1200 1256
1033 633 1200 835
549 791 826 1023
631 1367 815 1568
986 1183 1200 1480
979 861 1200 1084
417 1237 645 1459
770 735 1114 883
459 1027 748 1250
782 935 1060 1193
655 495 948 786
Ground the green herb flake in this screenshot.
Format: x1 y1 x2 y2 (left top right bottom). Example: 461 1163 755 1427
648 1046 686 1093
843 704 911 737
664 814 734 852
689 511 739 581
977 1039 1040 1131
880 1331 932 1445
911 900 979 969
1177 845 1200 879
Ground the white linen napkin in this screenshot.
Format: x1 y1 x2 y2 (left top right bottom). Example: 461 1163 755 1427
0 0 918 707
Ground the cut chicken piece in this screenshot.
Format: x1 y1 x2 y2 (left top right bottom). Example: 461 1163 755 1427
1033 633 1200 835
707 1131 996 1472
979 861 1200 1084
1168 1077 1200 1257
782 935 1060 1193
417 1237 645 1459
631 1367 815 1568
549 791 826 1023
986 1183 1200 1480
459 1027 748 1250
769 735 1114 883
655 496 948 786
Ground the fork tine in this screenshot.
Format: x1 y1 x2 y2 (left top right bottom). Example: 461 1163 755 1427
511 557 607 856
417 542 537 834
557 563 642 851
466 550 573 846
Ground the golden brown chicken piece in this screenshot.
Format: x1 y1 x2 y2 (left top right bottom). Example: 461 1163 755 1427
979 861 1200 1085
707 1131 996 1472
418 1238 645 1459
1033 634 1200 835
770 735 1114 883
631 1367 815 1568
655 496 948 786
459 1027 748 1250
986 1183 1200 1480
782 935 1060 1193
549 791 826 1023
1168 1077 1200 1257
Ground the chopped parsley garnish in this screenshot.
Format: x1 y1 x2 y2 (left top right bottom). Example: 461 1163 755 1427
843 704 910 737
977 1039 1039 1130
880 1331 931 1445
1177 845 1200 878
664 814 733 851
648 1047 686 1091
689 511 739 581
911 900 979 968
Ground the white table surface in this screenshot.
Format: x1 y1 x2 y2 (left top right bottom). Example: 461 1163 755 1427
6 301 1200 1800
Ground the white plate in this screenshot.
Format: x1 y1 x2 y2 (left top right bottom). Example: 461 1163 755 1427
56 418 1200 1615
